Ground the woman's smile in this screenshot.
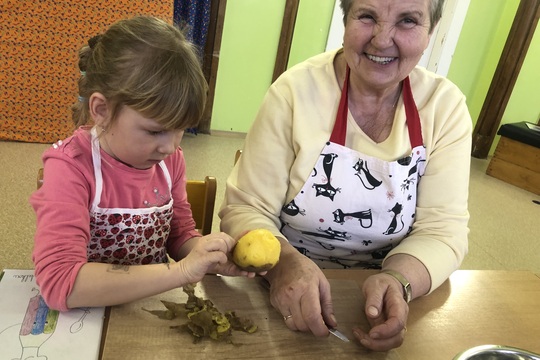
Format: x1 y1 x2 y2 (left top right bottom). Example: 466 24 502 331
365 53 397 65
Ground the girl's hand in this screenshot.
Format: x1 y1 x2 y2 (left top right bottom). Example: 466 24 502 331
177 233 237 284
209 229 267 278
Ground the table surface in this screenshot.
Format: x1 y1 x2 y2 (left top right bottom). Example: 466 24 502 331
99 270 540 360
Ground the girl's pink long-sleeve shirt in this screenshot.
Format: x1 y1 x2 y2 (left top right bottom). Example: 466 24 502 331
30 127 200 311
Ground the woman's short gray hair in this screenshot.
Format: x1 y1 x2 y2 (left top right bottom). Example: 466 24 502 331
339 0 446 33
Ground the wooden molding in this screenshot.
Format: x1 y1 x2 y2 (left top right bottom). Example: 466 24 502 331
471 0 540 159
272 0 300 83
201 0 221 83
198 0 227 134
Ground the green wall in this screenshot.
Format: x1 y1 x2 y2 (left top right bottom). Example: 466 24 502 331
212 0 540 150
211 0 335 133
287 0 335 69
448 0 540 154
503 21 540 126
446 0 517 123
211 0 285 133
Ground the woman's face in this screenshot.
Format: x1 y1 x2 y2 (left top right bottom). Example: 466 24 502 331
342 0 432 91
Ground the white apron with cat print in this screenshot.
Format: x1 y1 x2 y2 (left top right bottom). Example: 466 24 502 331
280 68 426 269
87 127 173 265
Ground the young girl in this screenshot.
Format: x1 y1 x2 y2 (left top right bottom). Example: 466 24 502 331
30 16 256 312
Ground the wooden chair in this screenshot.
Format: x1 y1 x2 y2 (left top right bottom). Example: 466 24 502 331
185 176 217 235
37 167 44 190
37 168 217 235
234 149 242 165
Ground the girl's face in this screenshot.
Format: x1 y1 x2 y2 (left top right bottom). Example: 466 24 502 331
342 0 432 91
102 106 184 169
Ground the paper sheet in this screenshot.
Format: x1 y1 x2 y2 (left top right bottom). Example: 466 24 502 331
526 122 540 132
0 269 105 360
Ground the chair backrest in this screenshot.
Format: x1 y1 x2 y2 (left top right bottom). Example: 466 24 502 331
234 149 242 165
37 168 44 189
186 176 217 235
37 168 217 235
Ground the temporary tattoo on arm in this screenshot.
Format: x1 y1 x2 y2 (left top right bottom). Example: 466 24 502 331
107 265 130 274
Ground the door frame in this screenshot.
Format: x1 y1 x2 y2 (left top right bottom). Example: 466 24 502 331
471 0 540 158
198 0 227 134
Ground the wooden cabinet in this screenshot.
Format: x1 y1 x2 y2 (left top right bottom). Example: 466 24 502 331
486 122 540 195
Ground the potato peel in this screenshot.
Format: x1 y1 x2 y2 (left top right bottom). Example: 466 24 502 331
144 283 258 344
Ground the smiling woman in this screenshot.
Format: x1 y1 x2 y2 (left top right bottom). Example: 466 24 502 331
220 0 473 352
326 0 470 77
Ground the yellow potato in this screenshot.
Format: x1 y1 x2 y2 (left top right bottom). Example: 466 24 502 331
232 229 281 272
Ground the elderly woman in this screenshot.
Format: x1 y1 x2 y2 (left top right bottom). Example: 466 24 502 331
220 0 471 351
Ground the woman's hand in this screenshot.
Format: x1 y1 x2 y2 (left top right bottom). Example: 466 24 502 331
352 272 409 351
265 241 336 338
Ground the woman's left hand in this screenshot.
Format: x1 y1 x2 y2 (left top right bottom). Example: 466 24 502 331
352 273 409 351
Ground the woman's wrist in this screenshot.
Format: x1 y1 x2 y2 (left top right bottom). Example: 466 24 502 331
382 254 431 299
381 269 412 303
263 239 300 283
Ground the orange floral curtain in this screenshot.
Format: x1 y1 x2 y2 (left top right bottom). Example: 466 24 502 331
0 0 173 143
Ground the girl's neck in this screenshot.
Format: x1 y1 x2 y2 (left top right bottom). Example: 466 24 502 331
96 128 133 168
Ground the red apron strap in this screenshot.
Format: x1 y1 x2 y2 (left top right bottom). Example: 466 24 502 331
330 68 423 148
402 76 423 148
330 66 349 145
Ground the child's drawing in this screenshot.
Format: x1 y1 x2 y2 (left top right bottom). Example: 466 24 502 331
0 270 104 360
70 308 91 334
16 289 59 359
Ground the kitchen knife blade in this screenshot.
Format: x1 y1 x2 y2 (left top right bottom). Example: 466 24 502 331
328 327 350 342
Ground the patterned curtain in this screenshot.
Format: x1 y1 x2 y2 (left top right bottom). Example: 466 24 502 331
173 0 211 60
0 0 173 143
173 0 212 134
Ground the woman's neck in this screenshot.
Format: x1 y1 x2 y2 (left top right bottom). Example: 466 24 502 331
333 53 402 143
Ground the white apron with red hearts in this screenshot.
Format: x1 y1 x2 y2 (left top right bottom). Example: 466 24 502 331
87 128 173 265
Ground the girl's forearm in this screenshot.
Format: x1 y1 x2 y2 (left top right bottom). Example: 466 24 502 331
65 261 184 309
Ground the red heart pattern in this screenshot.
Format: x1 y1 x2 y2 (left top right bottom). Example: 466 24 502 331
88 206 172 265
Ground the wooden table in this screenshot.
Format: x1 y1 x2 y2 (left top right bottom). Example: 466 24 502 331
100 270 540 359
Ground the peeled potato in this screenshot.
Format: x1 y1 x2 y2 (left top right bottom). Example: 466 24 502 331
232 229 281 272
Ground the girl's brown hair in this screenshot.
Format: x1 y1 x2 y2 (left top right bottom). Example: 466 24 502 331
72 16 207 130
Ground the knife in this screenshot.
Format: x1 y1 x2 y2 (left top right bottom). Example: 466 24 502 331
258 277 350 342
327 327 350 342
